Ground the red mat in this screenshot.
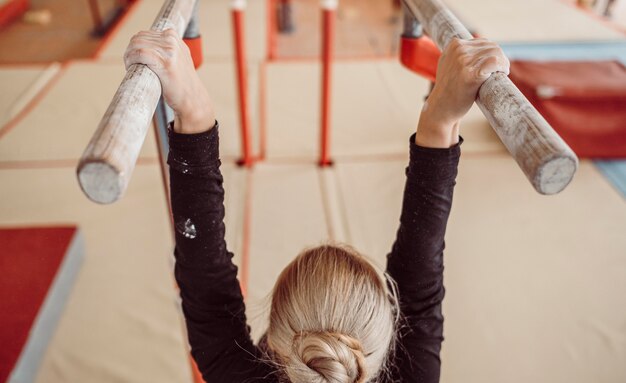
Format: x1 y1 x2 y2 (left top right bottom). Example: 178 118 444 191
0 0 29 29
0 226 78 382
510 60 626 158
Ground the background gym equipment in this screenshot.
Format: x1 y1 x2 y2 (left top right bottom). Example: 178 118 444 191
401 0 579 195
77 0 584 205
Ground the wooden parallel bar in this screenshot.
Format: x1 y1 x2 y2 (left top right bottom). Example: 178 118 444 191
77 0 197 204
403 0 579 195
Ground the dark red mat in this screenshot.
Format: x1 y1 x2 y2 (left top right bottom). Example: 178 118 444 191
0 226 77 382
510 60 626 158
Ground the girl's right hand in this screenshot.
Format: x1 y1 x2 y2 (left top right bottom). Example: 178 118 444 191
416 38 510 148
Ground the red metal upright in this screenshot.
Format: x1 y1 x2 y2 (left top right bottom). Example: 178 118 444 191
266 0 278 60
232 0 253 166
319 0 337 166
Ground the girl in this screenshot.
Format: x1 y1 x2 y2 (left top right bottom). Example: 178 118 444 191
124 29 509 383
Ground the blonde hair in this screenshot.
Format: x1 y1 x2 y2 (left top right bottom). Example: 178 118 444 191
266 244 398 383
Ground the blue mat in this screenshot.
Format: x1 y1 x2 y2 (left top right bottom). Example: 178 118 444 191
499 41 626 200
595 161 626 199
500 41 626 63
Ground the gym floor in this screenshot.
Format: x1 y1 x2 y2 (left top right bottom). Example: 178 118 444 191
1 0 626 382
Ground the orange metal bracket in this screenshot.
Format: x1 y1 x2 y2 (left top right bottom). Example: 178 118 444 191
183 36 203 69
399 35 440 82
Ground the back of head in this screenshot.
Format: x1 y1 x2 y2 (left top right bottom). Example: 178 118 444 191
266 245 397 383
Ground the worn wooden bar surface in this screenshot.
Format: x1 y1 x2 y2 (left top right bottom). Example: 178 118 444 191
403 0 578 195
77 0 196 204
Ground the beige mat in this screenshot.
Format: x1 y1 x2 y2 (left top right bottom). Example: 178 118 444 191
197 0 267 61
332 156 626 382
0 60 256 163
0 62 159 163
0 64 61 129
265 60 504 160
196 61 261 160
97 0 166 61
0 161 246 383
445 0 624 41
245 164 330 339
97 0 267 62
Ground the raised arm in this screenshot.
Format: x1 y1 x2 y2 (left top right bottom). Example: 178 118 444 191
387 38 509 383
124 30 272 382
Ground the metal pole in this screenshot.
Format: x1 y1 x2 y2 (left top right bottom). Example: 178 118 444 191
267 0 278 60
319 0 337 167
402 2 422 38
232 0 253 166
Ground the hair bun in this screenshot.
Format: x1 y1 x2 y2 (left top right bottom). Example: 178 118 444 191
288 332 367 383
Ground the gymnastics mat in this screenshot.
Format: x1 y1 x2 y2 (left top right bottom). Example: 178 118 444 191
0 64 60 130
264 60 504 160
1 226 83 383
500 41 626 63
496 41 626 194
198 0 266 61
0 0 29 28
0 62 159 163
245 164 329 340
96 0 161 61
444 0 624 42
0 60 255 164
0 165 185 383
195 61 261 161
97 0 267 61
509 60 626 158
332 156 626 383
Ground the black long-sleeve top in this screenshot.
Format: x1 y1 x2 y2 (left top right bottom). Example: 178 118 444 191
168 123 460 383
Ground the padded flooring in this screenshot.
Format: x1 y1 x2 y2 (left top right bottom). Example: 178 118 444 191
501 41 626 63
265 60 504 161
1 227 83 383
0 64 60 130
0 62 159 163
0 162 247 383
2 0 626 382
196 61 261 159
446 0 625 42
245 164 331 339
0 60 259 165
333 156 626 382
0 165 186 383
239 155 626 382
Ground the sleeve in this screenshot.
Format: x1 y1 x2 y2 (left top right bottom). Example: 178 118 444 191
168 122 274 383
386 133 461 383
